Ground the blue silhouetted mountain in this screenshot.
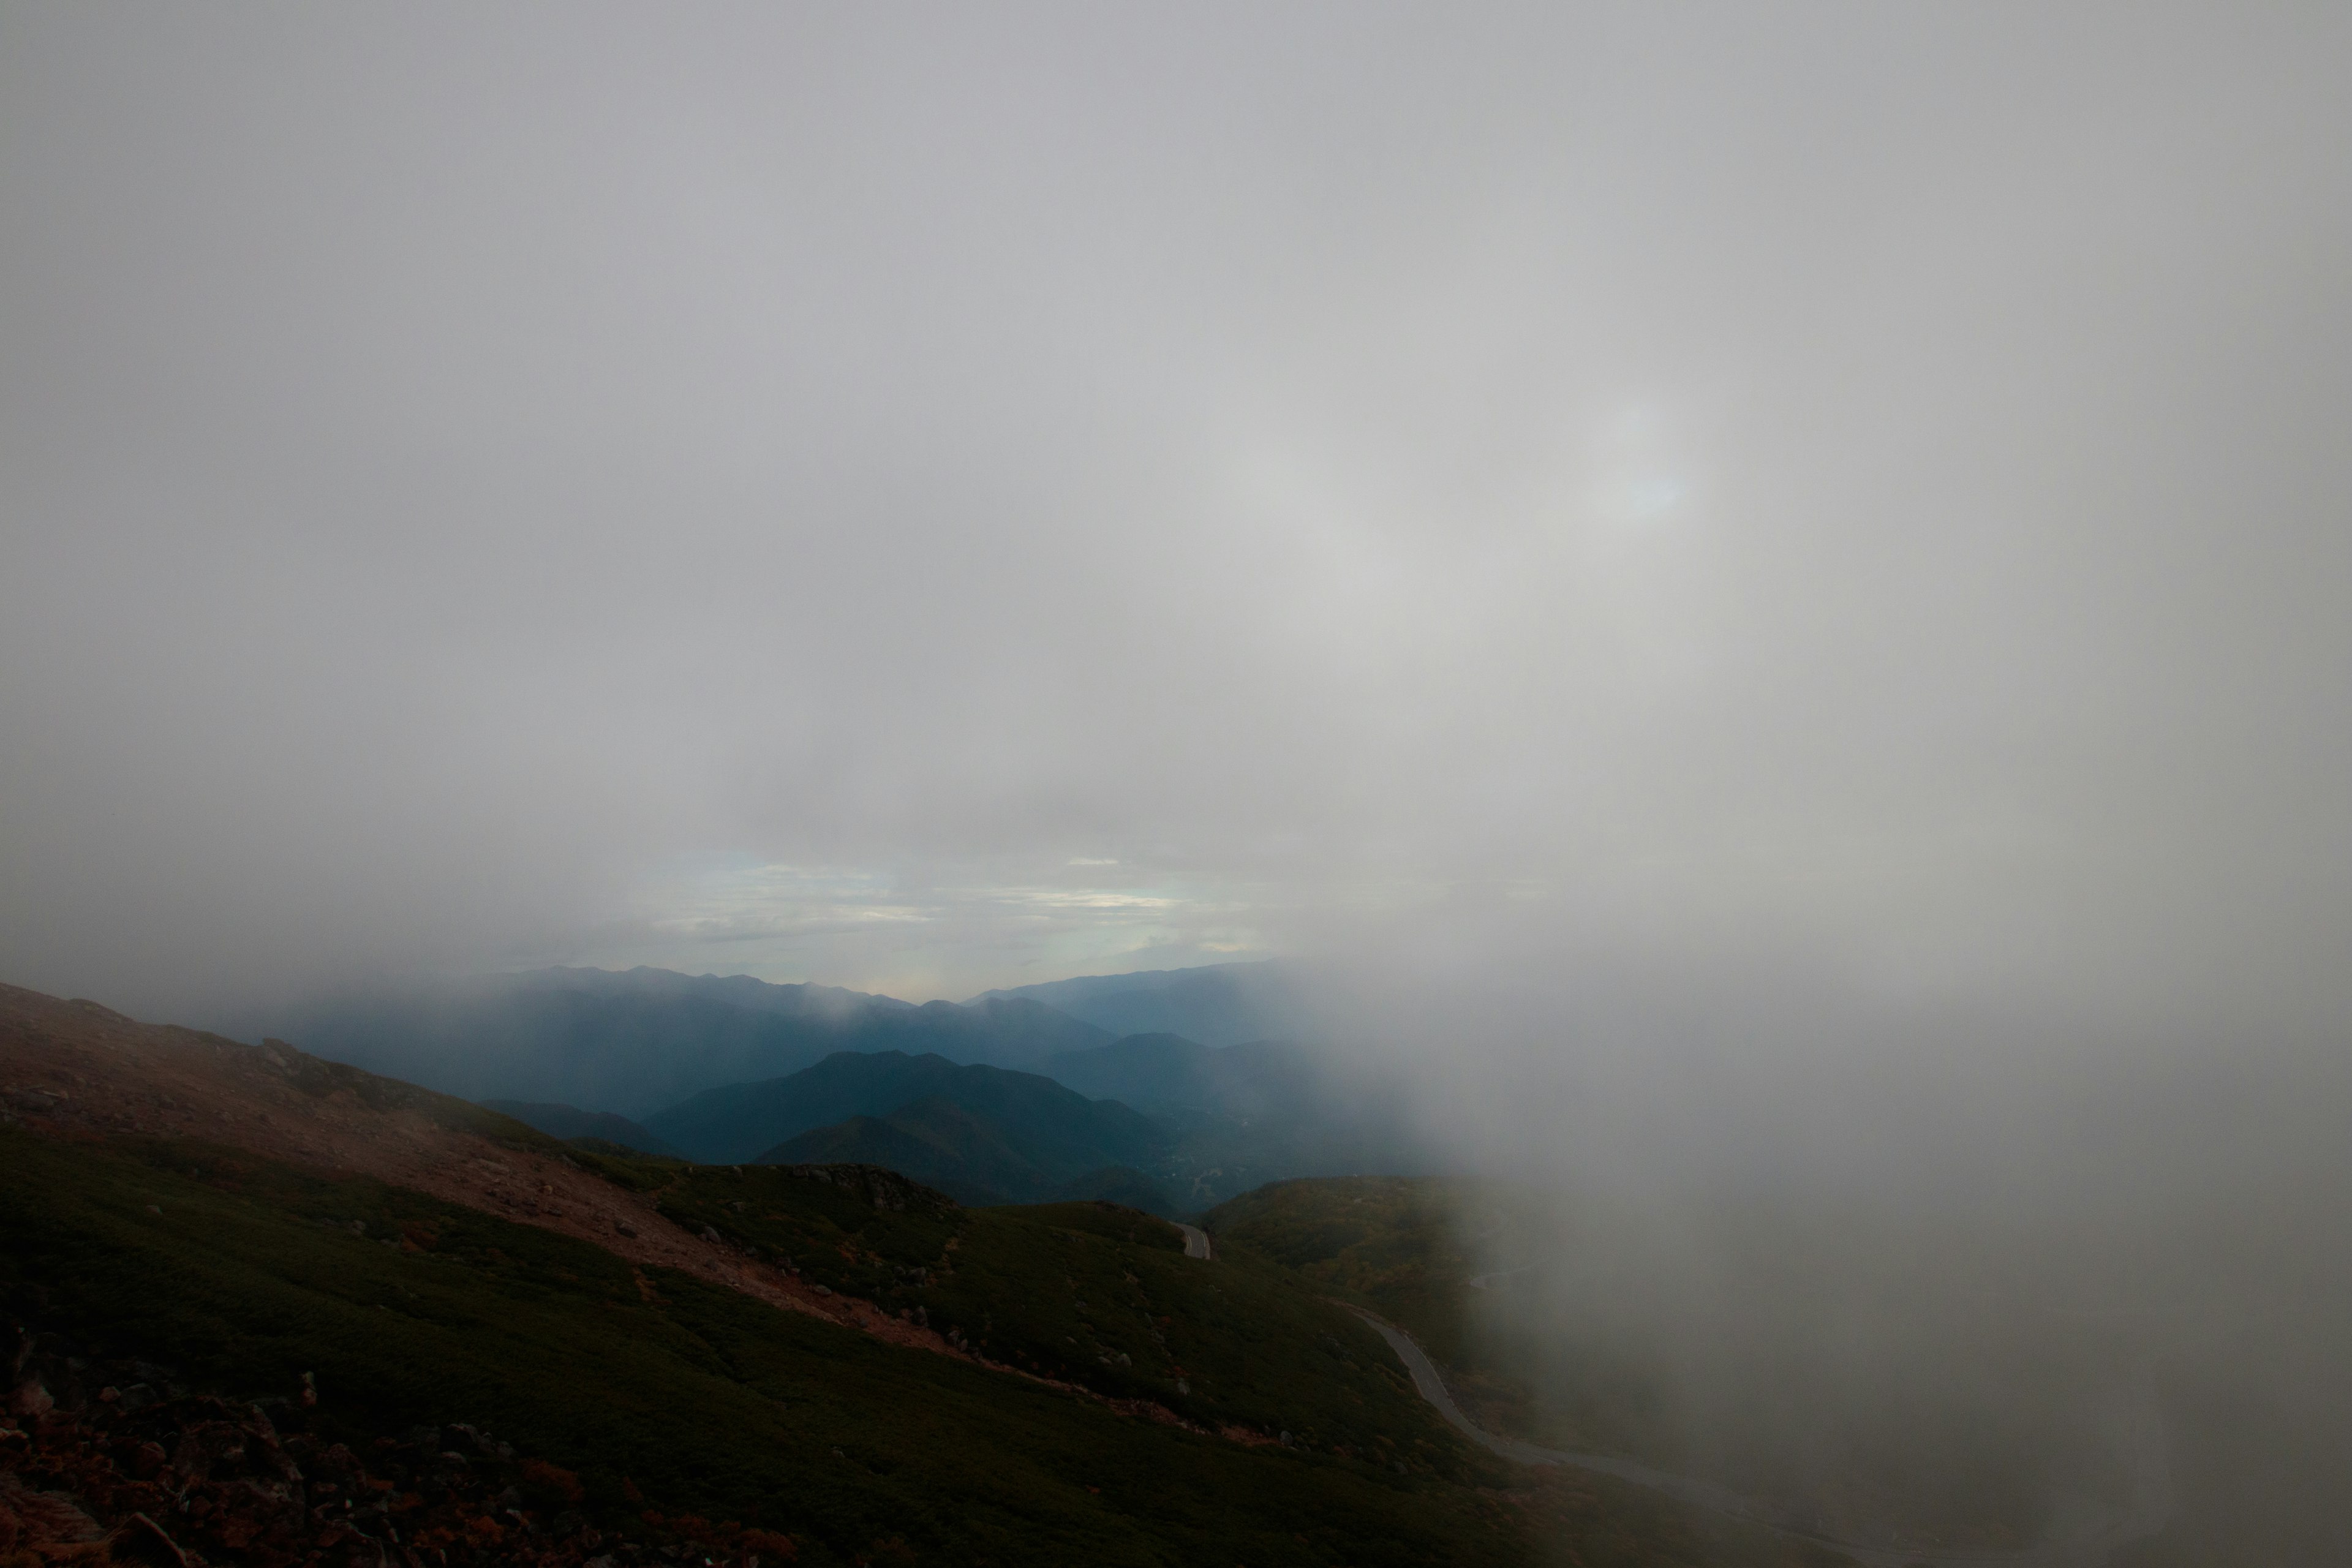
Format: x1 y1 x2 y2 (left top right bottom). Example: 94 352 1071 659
1038 1030 1434 1212
758 1099 1036 1205
1041 1032 1323 1120
646 1049 1166 1168
969 960 1305 1047
247 967 1110 1119
478 1098 682 1158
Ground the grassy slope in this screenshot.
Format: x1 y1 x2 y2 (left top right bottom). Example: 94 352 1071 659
4 1128 1555 1567
643 1163 1485 1471
1207 1176 1487 1362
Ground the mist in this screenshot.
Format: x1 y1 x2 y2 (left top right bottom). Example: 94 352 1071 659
1287 921 2351 1559
4 6 2350 1559
7 4 2347 1017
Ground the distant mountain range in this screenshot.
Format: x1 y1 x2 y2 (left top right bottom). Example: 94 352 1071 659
251 965 1109 1118
247 960 1426 1213
970 960 1306 1047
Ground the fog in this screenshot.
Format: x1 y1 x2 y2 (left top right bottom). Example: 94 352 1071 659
1287 921 2351 1559
4 6 2350 1559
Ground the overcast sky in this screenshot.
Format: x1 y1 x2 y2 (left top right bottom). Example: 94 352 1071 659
4 4 2348 1019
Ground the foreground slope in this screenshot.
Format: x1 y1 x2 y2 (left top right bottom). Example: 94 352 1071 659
0 982 1830 1567
1 1129 1547 1567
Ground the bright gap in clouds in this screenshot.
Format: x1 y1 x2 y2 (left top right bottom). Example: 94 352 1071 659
586 858 1270 1001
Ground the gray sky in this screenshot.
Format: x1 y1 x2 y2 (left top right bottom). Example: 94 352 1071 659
4 3 2349 1020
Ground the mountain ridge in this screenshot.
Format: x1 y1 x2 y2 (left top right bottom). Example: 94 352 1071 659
972 960 1304 1047
243 965 1112 1119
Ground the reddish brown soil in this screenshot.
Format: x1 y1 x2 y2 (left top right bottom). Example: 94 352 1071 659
0 984 954 1359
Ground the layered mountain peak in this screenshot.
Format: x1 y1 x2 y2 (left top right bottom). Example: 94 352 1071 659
238 965 1113 1120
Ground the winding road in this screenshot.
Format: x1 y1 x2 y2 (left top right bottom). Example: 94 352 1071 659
1338 1303 2174 1568
1174 1222 1213 1260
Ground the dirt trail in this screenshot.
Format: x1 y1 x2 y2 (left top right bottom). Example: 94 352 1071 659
1340 1303 2174 1568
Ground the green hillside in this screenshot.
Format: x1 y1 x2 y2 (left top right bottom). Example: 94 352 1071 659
1207 1175 1488 1365
1 1127 1535 1566
481 1096 684 1157
646 1161 1466 1458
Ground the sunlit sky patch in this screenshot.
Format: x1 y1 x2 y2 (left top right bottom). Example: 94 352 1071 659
568 856 1268 1001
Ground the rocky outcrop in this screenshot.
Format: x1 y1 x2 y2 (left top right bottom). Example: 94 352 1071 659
0 1324 794 1566
766 1162 958 1218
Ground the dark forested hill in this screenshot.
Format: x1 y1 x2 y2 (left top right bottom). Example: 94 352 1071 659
244 966 1110 1118
758 1096 1182 1213
646 1049 1165 1168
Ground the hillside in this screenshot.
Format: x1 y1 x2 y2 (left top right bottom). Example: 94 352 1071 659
647 1049 1164 1168
244 967 1110 1118
1 1131 1538 1567
0 980 1833 1567
481 1098 681 1157
758 1099 1180 1213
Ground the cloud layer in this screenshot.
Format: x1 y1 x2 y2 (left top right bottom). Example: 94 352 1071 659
4 4 2349 1019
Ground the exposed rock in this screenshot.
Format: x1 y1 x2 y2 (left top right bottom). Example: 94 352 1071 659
0 1329 795 1568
